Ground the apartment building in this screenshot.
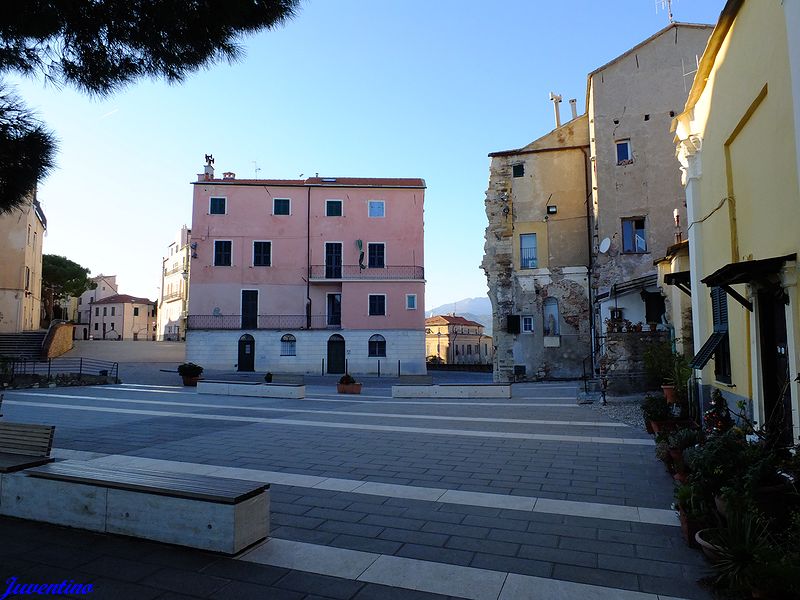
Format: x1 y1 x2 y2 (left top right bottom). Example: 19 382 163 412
73 274 118 340
157 226 191 341
186 164 426 375
88 294 156 340
425 315 493 365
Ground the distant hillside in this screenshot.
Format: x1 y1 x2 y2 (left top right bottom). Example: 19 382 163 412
426 297 493 337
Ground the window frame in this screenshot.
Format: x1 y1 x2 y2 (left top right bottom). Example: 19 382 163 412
368 334 386 358
273 198 291 216
368 294 387 316
133 307 139 316
209 196 226 215
512 163 525 178
367 242 386 269
406 294 417 310
281 333 297 357
616 139 633 165
519 233 538 269
621 217 648 254
213 240 233 266
326 199 343 217
368 200 385 218
522 315 534 334
543 297 560 336
252 240 272 267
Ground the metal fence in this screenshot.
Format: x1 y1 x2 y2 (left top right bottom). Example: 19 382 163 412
4 357 119 380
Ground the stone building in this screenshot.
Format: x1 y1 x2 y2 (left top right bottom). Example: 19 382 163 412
482 116 592 381
425 315 493 365
157 226 191 341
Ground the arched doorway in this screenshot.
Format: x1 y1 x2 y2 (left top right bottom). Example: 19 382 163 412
238 334 255 372
327 334 345 374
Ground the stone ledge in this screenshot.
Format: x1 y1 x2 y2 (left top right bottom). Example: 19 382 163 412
198 381 305 399
391 384 512 399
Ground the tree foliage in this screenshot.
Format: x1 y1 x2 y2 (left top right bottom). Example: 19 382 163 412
0 0 299 212
41 254 96 322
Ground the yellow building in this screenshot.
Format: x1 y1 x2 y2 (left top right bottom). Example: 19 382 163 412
0 193 47 333
675 0 800 444
425 316 492 365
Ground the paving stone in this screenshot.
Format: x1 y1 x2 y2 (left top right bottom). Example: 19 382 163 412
401 508 464 524
598 554 685 578
361 515 426 531
306 508 368 523
346 502 408 516
274 570 365 599
210 580 305 600
395 543 474 567
377 528 449 547
80 555 163 582
518 545 597 568
138 547 219 571
20 542 98 569
142 567 230 596
201 559 290 586
271 501 314 516
598 529 674 548
558 536 636 557
639 574 713 600
461 515 528 532
270 526 338 545
353 582 452 600
330 534 403 555
485 529 559 548
273 513 327 529
445 536 518 557
420 521 490 540
470 553 553 578
551 564 641 592
88 578 164 600
318 521 385 538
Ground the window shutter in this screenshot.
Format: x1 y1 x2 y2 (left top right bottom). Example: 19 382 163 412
711 287 728 332
507 315 521 334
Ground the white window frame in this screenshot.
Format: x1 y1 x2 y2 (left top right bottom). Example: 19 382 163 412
368 200 385 218
368 334 387 358
368 294 387 316
326 199 343 217
213 239 233 266
280 334 296 357
273 198 291 216
522 315 534 333
615 139 632 165
367 242 386 269
209 196 227 215
252 240 272 267
406 294 417 310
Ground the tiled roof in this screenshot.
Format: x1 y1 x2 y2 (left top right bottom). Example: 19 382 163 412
194 177 426 188
426 315 485 328
92 294 154 305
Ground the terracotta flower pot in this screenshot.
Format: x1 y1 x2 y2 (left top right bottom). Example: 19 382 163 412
181 375 201 387
695 528 723 563
679 507 704 548
337 383 362 394
662 384 677 404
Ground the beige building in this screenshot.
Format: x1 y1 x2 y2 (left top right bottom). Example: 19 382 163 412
157 226 191 341
89 294 156 341
482 116 592 381
73 274 118 340
0 194 47 333
425 315 493 365
589 24 713 340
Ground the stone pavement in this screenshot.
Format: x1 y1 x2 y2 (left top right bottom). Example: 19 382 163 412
0 378 711 599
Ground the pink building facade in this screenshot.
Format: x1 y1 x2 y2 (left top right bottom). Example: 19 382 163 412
186 166 426 375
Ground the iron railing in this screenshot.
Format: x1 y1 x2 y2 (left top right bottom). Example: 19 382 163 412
310 265 424 280
3 357 119 381
187 314 341 330
520 249 538 270
161 291 183 302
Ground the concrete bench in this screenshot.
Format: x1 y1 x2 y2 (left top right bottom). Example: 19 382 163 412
392 384 512 399
197 381 305 399
0 462 269 554
0 422 55 473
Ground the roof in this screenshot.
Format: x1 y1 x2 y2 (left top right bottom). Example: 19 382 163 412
425 315 485 328
654 240 689 265
595 273 659 301
92 294 154 305
701 254 796 287
193 177 426 189
489 115 589 158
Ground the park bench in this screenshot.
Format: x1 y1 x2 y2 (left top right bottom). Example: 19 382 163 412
0 461 269 554
0 421 55 473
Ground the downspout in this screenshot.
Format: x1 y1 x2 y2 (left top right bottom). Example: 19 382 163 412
306 184 312 329
579 146 596 374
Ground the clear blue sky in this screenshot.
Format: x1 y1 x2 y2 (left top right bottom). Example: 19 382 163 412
10 0 725 309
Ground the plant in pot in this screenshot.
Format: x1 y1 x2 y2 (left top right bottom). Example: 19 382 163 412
337 373 362 394
655 438 673 473
674 481 710 547
667 428 700 482
177 362 203 386
640 393 670 434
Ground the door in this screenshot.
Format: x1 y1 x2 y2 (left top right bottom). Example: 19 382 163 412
325 243 342 279
238 334 255 372
327 293 342 327
327 334 345 374
758 289 793 444
241 290 258 329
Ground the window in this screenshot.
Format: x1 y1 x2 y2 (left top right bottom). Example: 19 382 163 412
33 231 36 249
214 240 232 266
543 298 560 336
281 334 296 356
368 334 386 357
520 234 537 269
103 307 107 316
467 345 472 355
369 294 386 316
133 307 139 316
616 140 632 164
27 225 31 245
253 241 272 267
484 343 488 354
406 294 417 310
622 218 647 253
522 315 534 333
712 287 732 383
209 197 226 214
273 198 290 215
368 243 385 268
94 323 98 331
326 199 342 217
24 267 30 291
111 307 116 316
95 308 99 317
368 200 385 218
512 163 524 178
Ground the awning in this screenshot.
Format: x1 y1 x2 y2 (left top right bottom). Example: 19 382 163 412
700 254 796 312
595 273 658 302
664 271 691 297
689 331 727 369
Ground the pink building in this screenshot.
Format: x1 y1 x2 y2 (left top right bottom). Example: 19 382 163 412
186 164 426 375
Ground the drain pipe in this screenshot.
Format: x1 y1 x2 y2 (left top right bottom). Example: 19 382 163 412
579 146 596 375
306 184 312 329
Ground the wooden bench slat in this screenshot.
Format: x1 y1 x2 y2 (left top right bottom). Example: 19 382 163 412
0 453 54 473
0 423 54 457
27 463 268 504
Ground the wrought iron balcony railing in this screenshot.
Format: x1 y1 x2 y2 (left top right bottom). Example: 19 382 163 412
162 291 183 302
187 314 341 330
309 265 424 280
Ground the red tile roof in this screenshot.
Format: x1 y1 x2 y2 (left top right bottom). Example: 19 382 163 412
92 294 154 305
426 315 485 328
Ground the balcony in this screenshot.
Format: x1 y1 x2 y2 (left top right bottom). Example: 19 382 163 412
162 291 183 302
309 265 424 281
187 314 341 330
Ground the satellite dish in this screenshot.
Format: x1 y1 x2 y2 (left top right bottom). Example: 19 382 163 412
598 237 611 254
212 307 221 316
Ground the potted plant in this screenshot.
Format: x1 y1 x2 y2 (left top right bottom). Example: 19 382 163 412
667 428 700 481
674 482 710 547
337 373 362 394
177 362 203 386
640 393 670 434
264 372 273 383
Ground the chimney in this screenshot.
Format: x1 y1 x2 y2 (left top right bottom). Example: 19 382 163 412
204 164 214 181
549 92 563 128
569 98 578 120
223 172 235 180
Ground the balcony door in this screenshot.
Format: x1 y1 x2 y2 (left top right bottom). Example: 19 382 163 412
238 334 255 372
327 293 342 327
241 290 258 329
327 334 346 374
325 243 342 279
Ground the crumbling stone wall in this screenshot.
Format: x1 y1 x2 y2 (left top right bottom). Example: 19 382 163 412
604 330 669 394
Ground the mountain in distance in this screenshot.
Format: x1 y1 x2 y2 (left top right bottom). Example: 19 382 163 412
426 296 493 337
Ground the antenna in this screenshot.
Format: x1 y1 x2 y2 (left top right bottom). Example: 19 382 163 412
655 0 675 23
252 161 261 178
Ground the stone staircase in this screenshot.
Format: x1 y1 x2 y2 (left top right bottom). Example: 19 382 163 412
0 331 47 359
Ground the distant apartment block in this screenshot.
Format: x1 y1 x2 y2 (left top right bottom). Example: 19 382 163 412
425 315 493 365
157 226 191 341
86 294 156 340
0 193 46 333
73 274 119 340
186 163 426 375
